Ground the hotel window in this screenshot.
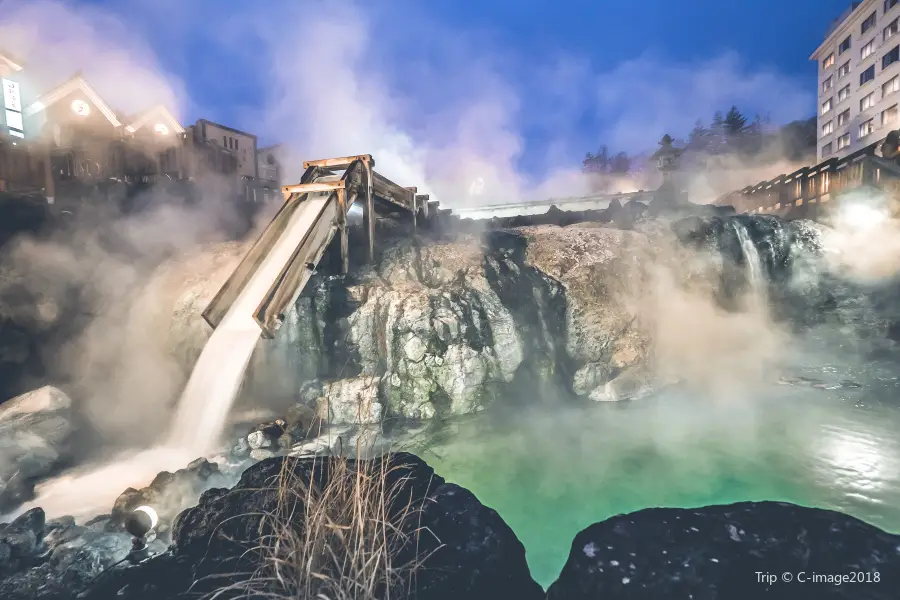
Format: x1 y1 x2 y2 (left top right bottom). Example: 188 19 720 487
823 75 834 92
859 118 875 138
838 108 851 126
883 103 899 125
822 98 833 115
863 12 877 35
862 91 876 111
887 18 900 40
823 53 835 69
838 84 851 101
862 39 876 59
885 74 900 96
861 64 876 85
885 45 900 68
838 61 851 79
840 36 852 54
838 133 851 149
888 0 900 12
822 120 834 136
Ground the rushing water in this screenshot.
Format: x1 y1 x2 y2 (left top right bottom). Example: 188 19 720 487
425 340 900 587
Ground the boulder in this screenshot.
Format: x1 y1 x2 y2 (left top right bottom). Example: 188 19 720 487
546 501 900 600
0 508 45 576
150 225 656 424
0 387 74 513
106 458 229 539
80 453 543 600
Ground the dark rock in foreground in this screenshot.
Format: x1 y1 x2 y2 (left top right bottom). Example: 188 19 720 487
79 452 543 600
5 454 900 600
546 501 900 600
0 386 75 513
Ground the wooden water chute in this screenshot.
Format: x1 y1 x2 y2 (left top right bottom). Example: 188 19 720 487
201 154 431 340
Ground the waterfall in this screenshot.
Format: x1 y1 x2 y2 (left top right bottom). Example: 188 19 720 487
731 219 768 305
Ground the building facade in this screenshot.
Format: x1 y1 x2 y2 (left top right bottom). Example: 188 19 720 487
813 0 900 161
257 144 284 203
0 49 282 211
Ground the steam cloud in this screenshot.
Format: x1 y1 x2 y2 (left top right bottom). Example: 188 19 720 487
0 0 836 521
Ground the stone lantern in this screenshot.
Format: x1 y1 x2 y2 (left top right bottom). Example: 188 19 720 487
650 134 686 207
652 134 682 179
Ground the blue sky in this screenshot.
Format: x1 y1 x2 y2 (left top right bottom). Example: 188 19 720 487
0 0 857 200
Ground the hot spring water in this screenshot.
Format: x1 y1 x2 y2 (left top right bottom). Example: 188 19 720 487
424 352 900 586
18 195 331 520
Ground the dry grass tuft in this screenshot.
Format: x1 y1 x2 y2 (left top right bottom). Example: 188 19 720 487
207 445 437 600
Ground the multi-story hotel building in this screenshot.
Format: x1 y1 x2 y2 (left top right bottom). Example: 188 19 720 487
813 0 900 160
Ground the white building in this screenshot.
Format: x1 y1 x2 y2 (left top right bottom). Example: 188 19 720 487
813 0 900 160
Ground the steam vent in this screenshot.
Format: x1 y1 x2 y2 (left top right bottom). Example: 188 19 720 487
4 3 900 598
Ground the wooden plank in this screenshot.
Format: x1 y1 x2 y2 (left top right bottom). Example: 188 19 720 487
372 172 414 212
416 194 430 218
337 188 349 274
282 180 345 195
254 197 340 337
366 160 375 262
203 165 319 329
303 154 373 169
406 187 418 229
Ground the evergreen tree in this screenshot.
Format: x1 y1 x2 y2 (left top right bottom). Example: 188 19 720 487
723 105 748 137
609 151 631 174
582 145 610 173
709 111 726 153
687 120 710 152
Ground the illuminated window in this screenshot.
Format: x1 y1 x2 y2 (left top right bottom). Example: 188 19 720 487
838 84 851 102
823 53 835 69
859 118 875 138
838 133 851 149
884 75 900 96
822 98 833 114
839 61 851 78
861 91 876 111
822 120 834 136
886 17 900 41
862 39 876 60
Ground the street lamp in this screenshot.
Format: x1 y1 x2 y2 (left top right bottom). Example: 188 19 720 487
124 505 159 564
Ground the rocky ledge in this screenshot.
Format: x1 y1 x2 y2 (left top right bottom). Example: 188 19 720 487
1 453 897 600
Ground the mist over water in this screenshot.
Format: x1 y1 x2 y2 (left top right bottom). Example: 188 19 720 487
427 348 900 586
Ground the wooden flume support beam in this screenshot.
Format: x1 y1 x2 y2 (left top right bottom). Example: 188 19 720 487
303 154 373 170
405 187 418 228
336 187 349 275
204 153 440 339
365 158 375 262
282 180 345 195
416 194 430 218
